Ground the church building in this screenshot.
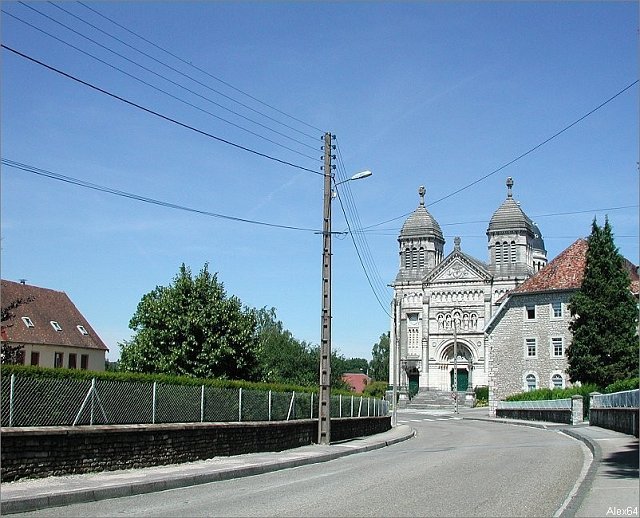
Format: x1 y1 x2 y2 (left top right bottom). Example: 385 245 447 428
389 178 547 394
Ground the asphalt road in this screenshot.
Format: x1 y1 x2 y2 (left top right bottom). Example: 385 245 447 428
14 411 588 517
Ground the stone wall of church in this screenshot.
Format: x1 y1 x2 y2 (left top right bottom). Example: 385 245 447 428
488 291 574 416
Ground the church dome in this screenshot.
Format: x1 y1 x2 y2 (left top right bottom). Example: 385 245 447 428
400 186 444 240
487 177 534 234
531 223 546 252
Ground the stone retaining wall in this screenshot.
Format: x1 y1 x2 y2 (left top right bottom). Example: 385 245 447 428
589 408 639 437
1 417 391 482
495 408 572 424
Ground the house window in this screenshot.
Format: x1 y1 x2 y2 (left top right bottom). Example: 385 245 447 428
30 351 40 366
54 352 64 369
526 338 537 357
77 325 89 335
50 321 62 331
552 373 564 388
526 305 536 320
551 301 562 318
80 354 89 370
552 337 563 357
526 374 537 391
21 316 35 328
68 353 77 369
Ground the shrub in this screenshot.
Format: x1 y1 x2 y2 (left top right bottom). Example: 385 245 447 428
604 378 639 393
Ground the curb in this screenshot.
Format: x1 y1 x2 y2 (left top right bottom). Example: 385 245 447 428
1 427 415 515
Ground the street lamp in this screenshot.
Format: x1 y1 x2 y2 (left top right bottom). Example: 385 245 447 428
318 132 371 445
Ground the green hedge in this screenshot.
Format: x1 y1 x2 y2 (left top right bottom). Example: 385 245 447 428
0 365 362 397
604 378 639 393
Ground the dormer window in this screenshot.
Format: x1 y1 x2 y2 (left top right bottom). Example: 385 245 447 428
77 325 89 336
50 321 62 331
22 317 35 328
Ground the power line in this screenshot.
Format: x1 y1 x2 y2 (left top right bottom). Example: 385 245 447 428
1 44 323 176
49 1 321 142
77 1 324 135
5 6 318 159
2 159 321 232
363 79 640 230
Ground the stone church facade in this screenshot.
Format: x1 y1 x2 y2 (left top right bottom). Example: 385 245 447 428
389 178 547 394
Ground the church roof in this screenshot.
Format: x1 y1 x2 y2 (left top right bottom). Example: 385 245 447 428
531 222 546 252
423 237 491 283
487 177 534 234
399 186 443 241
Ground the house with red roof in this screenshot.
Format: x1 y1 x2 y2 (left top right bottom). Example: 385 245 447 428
484 239 639 416
1 280 109 371
341 372 371 393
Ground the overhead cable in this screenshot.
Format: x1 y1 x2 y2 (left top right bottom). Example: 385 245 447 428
1 45 322 176
2 159 320 232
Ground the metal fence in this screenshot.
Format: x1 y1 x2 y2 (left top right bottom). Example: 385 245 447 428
591 389 639 409
497 398 571 410
0 374 389 427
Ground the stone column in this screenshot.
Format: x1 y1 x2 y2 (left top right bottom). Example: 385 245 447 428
571 395 583 425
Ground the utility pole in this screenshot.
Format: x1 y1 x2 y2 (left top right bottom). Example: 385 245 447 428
318 131 334 445
391 297 398 426
453 318 459 414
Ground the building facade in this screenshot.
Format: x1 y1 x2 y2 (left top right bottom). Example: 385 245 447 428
1 279 108 371
389 178 547 394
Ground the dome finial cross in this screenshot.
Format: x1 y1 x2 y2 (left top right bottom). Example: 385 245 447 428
506 177 514 198
418 185 426 206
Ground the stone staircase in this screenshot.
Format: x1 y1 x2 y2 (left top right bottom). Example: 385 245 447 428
408 389 475 410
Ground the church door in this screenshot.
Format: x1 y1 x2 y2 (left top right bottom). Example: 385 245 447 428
450 368 469 391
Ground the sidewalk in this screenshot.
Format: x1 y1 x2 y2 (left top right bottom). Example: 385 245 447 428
0 425 415 515
458 406 639 518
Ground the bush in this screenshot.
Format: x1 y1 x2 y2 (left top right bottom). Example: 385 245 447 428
362 381 388 399
505 384 598 418
604 378 639 393
474 385 488 400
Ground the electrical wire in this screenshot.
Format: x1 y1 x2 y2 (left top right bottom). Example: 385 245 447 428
2 159 321 232
77 1 324 135
363 79 640 230
1 44 323 176
50 1 321 143
6 6 319 160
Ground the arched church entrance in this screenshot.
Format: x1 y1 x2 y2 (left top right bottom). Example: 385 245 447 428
402 360 421 398
441 342 473 392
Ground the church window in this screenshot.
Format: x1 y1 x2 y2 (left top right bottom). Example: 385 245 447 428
419 247 425 267
526 305 536 320
412 247 418 268
525 338 537 357
510 241 516 263
551 374 564 388
525 373 537 391
502 241 509 263
551 337 563 357
495 242 501 263
404 248 411 268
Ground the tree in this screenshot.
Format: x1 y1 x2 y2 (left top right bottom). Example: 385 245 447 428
119 264 259 380
253 307 318 386
1 295 34 365
568 219 639 388
369 332 390 381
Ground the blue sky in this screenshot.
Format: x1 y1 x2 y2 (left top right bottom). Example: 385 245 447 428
2 2 638 363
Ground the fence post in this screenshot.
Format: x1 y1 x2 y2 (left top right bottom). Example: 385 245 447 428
339 394 342 418
90 378 96 425
351 395 354 417
286 391 296 421
9 373 15 427
310 392 314 419
268 390 272 421
200 385 205 423
571 395 584 425
358 396 363 417
152 381 157 424
239 388 243 422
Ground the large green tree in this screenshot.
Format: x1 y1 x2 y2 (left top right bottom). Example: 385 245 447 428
1 295 34 365
568 219 639 388
119 264 259 380
369 332 390 381
253 307 318 386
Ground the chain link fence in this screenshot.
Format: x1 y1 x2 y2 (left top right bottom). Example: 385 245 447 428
591 389 639 409
1 374 389 427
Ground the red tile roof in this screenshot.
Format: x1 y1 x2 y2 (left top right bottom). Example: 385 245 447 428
513 239 639 295
1 280 109 351
341 373 371 393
